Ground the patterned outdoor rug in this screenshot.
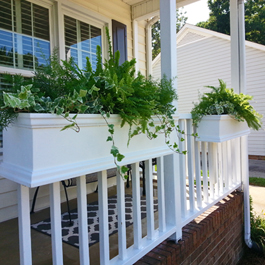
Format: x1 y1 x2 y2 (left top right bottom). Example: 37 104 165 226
31 194 158 248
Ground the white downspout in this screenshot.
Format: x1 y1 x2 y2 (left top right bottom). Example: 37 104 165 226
231 0 261 252
146 16 159 76
238 0 253 249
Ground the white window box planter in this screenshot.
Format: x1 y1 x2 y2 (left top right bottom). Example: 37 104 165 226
0 113 176 187
196 115 250 143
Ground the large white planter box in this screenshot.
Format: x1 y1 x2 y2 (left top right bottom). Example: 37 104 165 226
196 115 250 142
0 113 176 187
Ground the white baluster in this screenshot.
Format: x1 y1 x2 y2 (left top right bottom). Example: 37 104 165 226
132 162 142 249
208 143 215 199
187 119 195 212
117 169 127 260
18 184 32 265
145 159 155 240
227 140 232 188
218 143 223 194
179 119 187 217
98 170 110 265
77 176 89 265
157 156 166 232
222 141 228 191
195 137 202 208
201 142 208 203
50 182 63 265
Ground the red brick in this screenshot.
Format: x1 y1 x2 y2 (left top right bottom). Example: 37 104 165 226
137 191 244 265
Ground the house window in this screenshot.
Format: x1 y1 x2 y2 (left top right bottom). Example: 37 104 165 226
0 0 50 70
64 15 102 71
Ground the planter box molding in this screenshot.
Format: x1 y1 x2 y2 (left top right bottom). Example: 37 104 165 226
0 113 178 187
196 115 250 143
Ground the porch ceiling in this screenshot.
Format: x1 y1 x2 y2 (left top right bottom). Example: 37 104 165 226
123 0 200 20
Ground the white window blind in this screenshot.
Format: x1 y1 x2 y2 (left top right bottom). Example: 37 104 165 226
0 0 50 70
64 15 102 70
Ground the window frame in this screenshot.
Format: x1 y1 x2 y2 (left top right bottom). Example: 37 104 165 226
60 3 110 66
0 0 54 76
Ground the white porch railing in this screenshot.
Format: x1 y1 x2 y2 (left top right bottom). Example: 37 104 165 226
17 114 244 265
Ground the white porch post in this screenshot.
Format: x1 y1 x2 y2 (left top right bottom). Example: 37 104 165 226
230 0 252 248
160 0 181 241
160 0 178 108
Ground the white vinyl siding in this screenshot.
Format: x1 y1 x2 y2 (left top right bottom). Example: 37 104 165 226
245 45 265 156
178 31 207 46
152 27 265 156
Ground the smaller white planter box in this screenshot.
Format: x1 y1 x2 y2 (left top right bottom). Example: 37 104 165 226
196 115 250 142
0 113 177 187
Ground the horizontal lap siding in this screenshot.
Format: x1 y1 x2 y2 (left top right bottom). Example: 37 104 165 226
246 45 265 156
177 36 231 113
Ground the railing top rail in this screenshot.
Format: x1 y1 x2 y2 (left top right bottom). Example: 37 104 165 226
179 113 192 119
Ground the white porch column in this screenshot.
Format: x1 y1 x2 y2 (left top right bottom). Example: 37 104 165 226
160 0 178 109
230 0 247 94
160 0 181 242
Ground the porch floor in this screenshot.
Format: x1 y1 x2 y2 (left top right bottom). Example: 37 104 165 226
0 183 158 265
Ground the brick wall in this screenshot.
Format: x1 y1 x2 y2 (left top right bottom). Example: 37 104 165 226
135 191 244 265
249 155 265 160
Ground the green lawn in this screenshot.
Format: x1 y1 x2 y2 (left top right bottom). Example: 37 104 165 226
249 177 265 187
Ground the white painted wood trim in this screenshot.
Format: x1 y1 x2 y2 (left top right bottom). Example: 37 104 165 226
133 20 139 74
77 175 90 265
195 140 202 208
18 184 32 265
179 119 187 217
187 119 195 212
160 0 178 110
132 162 142 249
98 170 110 265
145 159 155 240
201 142 208 203
117 170 127 260
157 156 166 232
50 182 63 265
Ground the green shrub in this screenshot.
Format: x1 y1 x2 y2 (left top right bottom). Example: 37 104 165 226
250 196 265 252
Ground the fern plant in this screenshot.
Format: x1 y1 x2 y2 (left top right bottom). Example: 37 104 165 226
0 28 185 177
191 79 262 131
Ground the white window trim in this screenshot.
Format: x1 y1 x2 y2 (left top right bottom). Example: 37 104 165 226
59 0 111 61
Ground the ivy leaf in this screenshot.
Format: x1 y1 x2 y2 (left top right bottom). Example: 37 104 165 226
110 145 119 157
34 103 45 112
56 107 64 115
3 93 21 108
79 89 87 98
108 124 114 134
106 136 112 142
117 153 125 162
61 123 75 131
121 166 129 174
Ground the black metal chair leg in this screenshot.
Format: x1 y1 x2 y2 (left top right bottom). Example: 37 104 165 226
142 162 146 196
61 181 73 226
30 186 40 214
